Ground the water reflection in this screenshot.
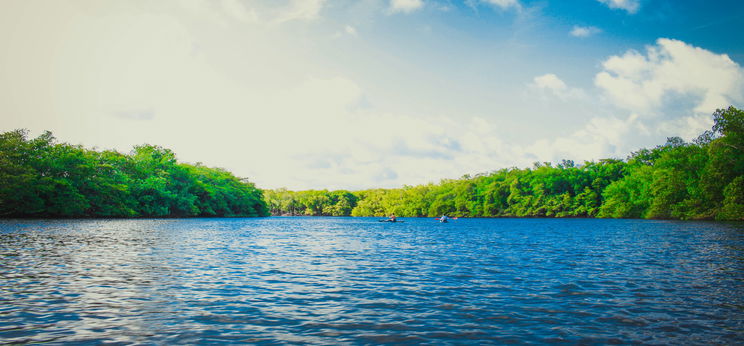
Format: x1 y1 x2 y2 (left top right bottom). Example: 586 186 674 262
0 218 742 344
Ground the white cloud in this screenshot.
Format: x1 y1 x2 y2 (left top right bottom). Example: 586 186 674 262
531 73 586 100
332 25 358 39
595 38 744 116
191 75 528 190
597 0 640 14
219 0 259 23
657 114 714 141
275 0 327 23
345 25 357 36
243 77 524 189
533 73 567 91
527 37 744 164
483 0 521 10
525 113 649 162
389 0 424 14
181 0 326 24
570 25 601 38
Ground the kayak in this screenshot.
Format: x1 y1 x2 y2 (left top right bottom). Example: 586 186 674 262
435 217 457 222
378 220 404 223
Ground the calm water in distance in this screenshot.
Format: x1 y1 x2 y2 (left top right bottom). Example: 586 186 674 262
1 217 742 344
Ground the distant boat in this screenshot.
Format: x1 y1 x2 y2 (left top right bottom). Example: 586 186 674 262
378 219 404 223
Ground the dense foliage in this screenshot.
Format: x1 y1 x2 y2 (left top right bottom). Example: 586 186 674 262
266 107 744 220
0 131 268 218
264 189 358 216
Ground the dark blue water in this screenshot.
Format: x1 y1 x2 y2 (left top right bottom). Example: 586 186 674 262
1 217 742 344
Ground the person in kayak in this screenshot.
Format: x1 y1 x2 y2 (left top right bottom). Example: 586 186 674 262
388 214 397 222
440 215 448 223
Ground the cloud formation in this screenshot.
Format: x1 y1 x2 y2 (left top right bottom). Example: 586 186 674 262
595 38 744 115
241 77 523 189
483 0 521 10
597 0 640 14
528 38 744 164
345 25 358 36
525 113 648 162
183 0 326 24
570 25 601 38
389 0 424 14
275 0 327 23
531 74 586 100
533 73 567 91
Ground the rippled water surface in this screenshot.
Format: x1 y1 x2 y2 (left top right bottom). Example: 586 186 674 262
1 217 743 344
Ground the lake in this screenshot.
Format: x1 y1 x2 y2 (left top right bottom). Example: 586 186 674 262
0 217 742 344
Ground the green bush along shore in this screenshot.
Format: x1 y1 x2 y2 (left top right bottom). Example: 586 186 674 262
0 132 268 218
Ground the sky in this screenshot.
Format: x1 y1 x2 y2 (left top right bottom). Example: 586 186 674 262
1 0 743 190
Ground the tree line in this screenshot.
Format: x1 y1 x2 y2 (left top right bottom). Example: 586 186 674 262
265 106 744 220
0 130 268 218
1 107 741 220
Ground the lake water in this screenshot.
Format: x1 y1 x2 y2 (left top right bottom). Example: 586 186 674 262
1 217 742 344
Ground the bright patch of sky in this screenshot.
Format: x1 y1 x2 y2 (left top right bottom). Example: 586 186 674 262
389 0 424 13
1 0 743 190
598 0 640 14
570 25 601 38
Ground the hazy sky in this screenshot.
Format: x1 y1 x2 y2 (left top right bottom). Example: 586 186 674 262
1 0 743 190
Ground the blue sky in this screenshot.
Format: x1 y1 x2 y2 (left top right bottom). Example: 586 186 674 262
1 0 743 189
